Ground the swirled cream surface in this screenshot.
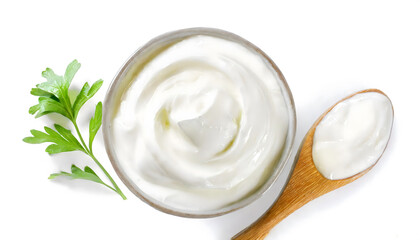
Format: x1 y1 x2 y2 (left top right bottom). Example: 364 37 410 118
112 35 289 211
312 92 393 180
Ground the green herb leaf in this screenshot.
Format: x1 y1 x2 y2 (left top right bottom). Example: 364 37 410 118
45 144 80 154
24 60 126 199
64 60 81 85
72 82 90 117
89 102 102 151
87 80 103 97
72 80 103 119
53 124 84 149
30 97 70 119
23 125 84 154
49 165 109 188
36 62 77 119
30 87 56 98
38 68 67 99
29 104 40 115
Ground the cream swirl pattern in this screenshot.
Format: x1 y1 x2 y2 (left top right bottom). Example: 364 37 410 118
112 35 289 211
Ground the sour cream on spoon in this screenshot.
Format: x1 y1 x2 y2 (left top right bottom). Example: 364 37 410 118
312 92 394 180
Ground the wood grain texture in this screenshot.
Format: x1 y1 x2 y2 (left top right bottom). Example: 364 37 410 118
232 89 390 240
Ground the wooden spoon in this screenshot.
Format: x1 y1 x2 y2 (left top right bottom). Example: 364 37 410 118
232 89 393 240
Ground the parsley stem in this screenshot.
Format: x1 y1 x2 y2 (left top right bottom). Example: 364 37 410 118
72 119 127 200
89 153 127 200
71 119 89 152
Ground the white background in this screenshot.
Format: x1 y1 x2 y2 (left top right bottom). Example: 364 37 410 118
1 0 419 239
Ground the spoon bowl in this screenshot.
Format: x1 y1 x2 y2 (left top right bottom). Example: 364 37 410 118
232 89 393 240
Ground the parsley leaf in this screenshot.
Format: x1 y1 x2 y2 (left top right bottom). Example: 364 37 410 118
30 87 56 98
89 102 102 151
64 60 81 85
24 60 126 200
30 96 71 119
23 125 84 154
38 68 72 115
72 80 103 119
49 165 115 192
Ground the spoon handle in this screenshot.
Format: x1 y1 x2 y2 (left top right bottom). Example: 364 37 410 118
232 137 321 239
232 126 358 240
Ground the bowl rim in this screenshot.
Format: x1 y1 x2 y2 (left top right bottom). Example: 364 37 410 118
102 27 297 218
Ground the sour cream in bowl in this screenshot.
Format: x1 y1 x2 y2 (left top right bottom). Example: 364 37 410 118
103 28 296 217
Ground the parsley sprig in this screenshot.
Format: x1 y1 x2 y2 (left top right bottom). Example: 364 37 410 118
24 60 126 200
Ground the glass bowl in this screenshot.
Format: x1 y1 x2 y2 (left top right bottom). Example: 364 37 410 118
102 28 296 218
